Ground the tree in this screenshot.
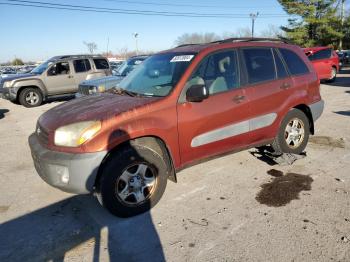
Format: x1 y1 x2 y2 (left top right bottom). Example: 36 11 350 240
83 41 98 54
278 0 343 47
259 24 285 38
174 32 220 46
12 58 24 66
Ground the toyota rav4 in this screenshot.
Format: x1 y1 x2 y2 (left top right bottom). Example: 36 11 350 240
29 38 324 217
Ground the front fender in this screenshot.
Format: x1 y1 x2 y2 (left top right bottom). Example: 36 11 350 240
13 78 47 96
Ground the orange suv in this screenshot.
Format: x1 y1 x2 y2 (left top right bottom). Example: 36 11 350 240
29 38 324 217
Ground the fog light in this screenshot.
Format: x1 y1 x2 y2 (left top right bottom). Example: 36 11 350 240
51 165 69 184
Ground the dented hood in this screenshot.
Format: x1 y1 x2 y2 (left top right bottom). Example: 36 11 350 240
38 93 159 131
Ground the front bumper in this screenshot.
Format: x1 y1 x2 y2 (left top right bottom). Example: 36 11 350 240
309 99 324 122
0 87 17 101
29 133 107 194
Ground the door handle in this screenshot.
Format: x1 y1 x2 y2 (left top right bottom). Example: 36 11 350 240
280 83 291 90
232 95 245 103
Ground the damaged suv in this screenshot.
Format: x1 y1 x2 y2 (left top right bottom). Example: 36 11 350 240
29 38 324 217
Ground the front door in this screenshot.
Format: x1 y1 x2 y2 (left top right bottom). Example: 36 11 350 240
44 61 76 95
177 49 251 166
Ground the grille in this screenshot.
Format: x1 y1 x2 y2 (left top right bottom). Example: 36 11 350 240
78 85 94 96
36 123 49 146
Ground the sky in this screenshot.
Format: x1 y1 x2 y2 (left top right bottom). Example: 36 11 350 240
0 0 292 63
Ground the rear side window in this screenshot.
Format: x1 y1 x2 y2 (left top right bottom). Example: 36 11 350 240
279 48 309 76
273 49 288 79
242 48 276 84
73 59 91 73
93 58 109 70
308 48 332 61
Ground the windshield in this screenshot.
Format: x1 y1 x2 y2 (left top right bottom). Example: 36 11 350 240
117 53 195 97
115 58 145 76
31 60 54 74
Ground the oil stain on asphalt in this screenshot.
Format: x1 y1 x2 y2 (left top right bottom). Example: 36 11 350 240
309 136 345 148
256 170 313 207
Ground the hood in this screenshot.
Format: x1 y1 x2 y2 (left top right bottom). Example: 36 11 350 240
1 73 35 82
38 93 160 131
80 76 123 88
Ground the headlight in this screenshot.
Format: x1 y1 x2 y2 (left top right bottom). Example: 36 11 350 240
88 86 98 95
3 81 12 88
54 121 101 147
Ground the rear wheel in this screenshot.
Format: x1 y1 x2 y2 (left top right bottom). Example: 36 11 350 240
327 67 337 83
19 88 43 107
272 109 310 154
97 144 168 217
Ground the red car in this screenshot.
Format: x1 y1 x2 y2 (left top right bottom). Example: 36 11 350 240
29 38 323 217
303 47 339 82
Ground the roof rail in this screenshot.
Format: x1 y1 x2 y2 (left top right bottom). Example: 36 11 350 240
214 37 292 44
175 43 203 48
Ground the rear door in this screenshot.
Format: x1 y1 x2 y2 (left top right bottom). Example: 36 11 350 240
72 59 92 89
308 48 332 79
177 49 251 166
240 47 293 144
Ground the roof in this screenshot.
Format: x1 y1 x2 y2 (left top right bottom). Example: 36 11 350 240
49 54 106 61
303 46 332 53
161 38 293 54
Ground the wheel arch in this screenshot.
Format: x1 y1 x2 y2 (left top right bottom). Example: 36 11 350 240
94 135 177 190
293 104 314 135
16 85 44 101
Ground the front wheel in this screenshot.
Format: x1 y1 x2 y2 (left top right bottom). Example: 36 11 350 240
272 109 310 154
97 144 168 217
19 88 43 107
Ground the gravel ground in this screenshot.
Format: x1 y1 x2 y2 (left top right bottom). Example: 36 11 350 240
0 68 349 262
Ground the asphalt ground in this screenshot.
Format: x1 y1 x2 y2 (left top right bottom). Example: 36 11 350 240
0 68 349 262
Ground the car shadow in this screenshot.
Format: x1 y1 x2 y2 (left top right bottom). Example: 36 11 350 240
334 110 350 117
0 109 9 119
43 95 75 105
249 146 279 166
0 195 165 261
326 68 350 87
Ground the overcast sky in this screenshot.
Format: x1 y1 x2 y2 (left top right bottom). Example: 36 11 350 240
0 0 296 62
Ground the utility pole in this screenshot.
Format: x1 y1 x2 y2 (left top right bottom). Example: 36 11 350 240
250 12 259 38
106 37 110 57
133 32 139 55
339 0 345 50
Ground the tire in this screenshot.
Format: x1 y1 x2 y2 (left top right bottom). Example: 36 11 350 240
19 88 43 107
97 143 168 217
327 67 337 83
272 109 310 155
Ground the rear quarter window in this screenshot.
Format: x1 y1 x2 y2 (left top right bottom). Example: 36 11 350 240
93 58 110 70
279 48 309 76
308 49 332 61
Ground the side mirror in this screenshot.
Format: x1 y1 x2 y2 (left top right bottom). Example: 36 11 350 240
186 84 209 102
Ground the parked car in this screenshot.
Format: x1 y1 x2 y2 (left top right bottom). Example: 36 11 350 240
0 55 111 107
76 75 123 97
29 38 323 217
77 55 148 97
336 52 346 68
303 47 339 82
112 55 148 76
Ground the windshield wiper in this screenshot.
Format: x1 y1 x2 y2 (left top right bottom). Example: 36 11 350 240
109 87 139 97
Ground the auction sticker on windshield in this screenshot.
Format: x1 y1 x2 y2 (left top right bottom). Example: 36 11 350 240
170 55 194 62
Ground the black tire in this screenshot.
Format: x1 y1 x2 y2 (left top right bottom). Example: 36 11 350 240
327 67 337 83
97 143 168 217
19 88 43 107
272 109 310 154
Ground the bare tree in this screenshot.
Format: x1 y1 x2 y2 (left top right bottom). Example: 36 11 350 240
83 41 98 54
174 32 220 46
259 24 284 38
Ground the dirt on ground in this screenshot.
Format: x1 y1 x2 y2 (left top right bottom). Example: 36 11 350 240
0 68 349 262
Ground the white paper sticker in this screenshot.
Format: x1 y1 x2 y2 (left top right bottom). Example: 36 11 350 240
170 55 194 63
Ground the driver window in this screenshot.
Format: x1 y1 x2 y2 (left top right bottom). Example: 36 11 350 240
186 50 239 95
48 62 70 76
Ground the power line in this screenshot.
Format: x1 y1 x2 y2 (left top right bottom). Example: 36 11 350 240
101 0 276 10
0 0 290 18
3 0 288 17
